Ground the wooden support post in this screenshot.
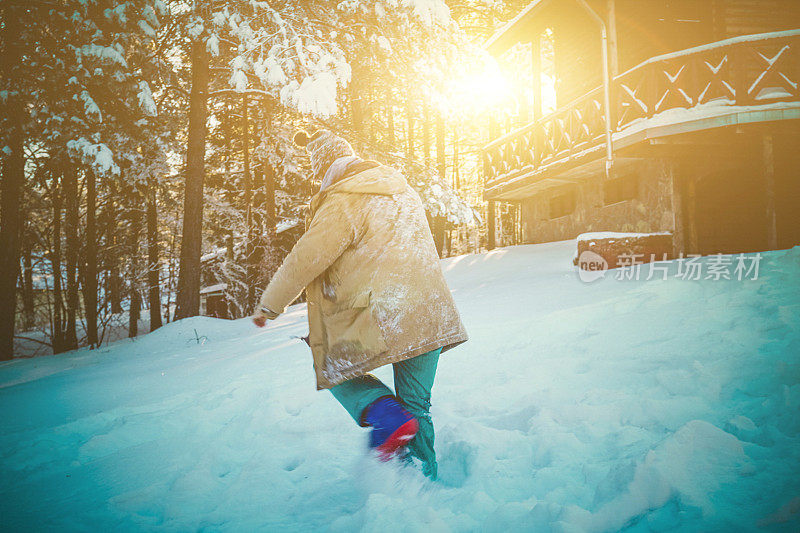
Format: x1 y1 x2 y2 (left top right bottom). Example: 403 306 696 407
669 160 686 256
607 0 619 129
607 0 619 77
685 175 699 254
531 34 543 122
763 134 778 249
487 201 497 250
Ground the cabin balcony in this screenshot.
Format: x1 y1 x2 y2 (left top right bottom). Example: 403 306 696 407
483 30 800 201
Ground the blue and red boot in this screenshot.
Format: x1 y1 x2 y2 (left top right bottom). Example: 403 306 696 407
363 396 419 461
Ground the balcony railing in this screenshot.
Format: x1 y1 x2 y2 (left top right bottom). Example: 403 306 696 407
483 30 800 197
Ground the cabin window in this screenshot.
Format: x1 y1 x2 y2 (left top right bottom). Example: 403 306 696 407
604 174 638 205
549 190 576 219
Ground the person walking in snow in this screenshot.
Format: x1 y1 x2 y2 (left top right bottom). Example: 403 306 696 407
252 130 468 479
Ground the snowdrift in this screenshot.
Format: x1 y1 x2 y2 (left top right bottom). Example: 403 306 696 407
1 241 799 531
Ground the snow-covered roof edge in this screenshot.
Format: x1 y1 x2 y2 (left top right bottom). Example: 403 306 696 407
484 0 548 55
200 283 227 295
577 232 672 243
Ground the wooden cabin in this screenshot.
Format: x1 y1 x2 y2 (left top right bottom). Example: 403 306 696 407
483 0 800 255
199 219 302 319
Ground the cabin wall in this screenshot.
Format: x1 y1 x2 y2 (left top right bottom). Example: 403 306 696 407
519 159 678 245
718 0 800 38
615 0 715 72
518 127 800 255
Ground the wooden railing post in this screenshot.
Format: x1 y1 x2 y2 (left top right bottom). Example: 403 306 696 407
732 43 750 106
532 34 543 122
487 200 497 251
647 62 657 118
687 52 698 108
763 134 778 249
483 148 497 251
793 36 800 98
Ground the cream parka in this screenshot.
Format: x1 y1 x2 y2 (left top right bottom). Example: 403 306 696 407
258 165 468 389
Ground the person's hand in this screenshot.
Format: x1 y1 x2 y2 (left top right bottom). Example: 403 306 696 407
252 306 280 327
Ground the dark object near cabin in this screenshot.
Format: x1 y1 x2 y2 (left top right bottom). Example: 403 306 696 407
574 232 674 270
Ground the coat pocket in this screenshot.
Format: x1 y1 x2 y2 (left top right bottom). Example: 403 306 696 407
323 291 388 364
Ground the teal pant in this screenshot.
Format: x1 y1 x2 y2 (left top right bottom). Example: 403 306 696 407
329 348 442 479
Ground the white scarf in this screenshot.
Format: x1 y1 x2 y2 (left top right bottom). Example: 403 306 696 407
319 156 360 193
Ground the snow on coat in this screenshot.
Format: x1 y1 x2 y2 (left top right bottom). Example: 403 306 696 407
258 165 468 389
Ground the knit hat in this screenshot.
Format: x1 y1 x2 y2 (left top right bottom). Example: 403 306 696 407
294 130 356 181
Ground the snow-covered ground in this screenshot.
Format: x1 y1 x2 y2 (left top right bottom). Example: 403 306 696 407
1 241 799 532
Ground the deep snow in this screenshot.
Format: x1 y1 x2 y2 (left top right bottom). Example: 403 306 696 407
1 241 799 532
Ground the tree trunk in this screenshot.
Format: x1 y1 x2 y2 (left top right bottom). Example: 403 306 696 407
349 67 364 151
63 167 79 351
128 195 142 337
175 35 209 320
262 160 278 284
83 169 98 347
405 95 414 163
242 95 255 310
453 124 460 190
52 177 65 353
423 102 431 166
224 101 234 260
107 184 124 314
432 113 447 257
147 174 162 331
436 113 446 179
434 217 447 258
165 228 177 324
386 92 395 146
0 9 24 358
367 83 376 147
0 142 23 358
129 282 141 337
21 225 35 331
264 164 277 233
